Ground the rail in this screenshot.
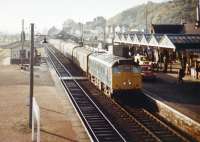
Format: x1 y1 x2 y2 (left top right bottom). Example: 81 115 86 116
45 46 127 142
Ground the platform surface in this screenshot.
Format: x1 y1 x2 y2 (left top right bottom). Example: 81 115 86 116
0 48 89 142
143 72 200 123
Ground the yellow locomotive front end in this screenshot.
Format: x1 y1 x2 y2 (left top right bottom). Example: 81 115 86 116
112 64 142 94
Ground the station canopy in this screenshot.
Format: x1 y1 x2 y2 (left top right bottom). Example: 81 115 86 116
114 33 200 51
148 34 162 47
114 33 122 43
126 34 134 44
132 34 140 45
140 34 150 46
165 34 200 50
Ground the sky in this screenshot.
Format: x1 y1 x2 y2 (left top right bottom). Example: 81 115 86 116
0 0 168 34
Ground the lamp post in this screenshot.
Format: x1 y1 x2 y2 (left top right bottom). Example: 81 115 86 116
28 24 48 128
29 23 34 128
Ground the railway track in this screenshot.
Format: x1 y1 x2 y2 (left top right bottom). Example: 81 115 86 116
115 96 191 142
78 80 191 142
45 45 191 142
45 46 128 142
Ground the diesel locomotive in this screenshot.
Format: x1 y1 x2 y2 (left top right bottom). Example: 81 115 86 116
49 39 142 97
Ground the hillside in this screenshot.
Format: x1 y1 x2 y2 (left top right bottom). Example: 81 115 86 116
108 0 197 31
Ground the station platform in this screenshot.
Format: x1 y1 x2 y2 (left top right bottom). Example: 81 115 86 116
143 72 200 123
0 48 89 142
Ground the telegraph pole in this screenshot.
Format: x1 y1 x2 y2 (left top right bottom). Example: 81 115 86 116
103 22 106 49
21 19 25 67
81 23 84 45
79 23 84 46
145 2 148 33
29 23 34 128
112 24 115 45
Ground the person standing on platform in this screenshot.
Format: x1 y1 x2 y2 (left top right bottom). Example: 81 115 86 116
186 63 190 75
196 62 199 79
178 68 185 84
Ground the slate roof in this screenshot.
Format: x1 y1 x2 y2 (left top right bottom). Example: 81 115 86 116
151 24 185 34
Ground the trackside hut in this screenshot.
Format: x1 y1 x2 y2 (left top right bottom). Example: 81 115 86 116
10 43 31 64
10 41 41 65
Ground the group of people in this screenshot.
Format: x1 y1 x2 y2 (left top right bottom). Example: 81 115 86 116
177 61 200 84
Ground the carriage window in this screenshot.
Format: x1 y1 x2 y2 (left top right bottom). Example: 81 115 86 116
123 66 131 72
132 66 141 73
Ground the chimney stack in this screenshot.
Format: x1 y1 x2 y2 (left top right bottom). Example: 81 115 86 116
195 0 200 28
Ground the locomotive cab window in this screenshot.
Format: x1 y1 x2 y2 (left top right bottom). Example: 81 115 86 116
113 65 141 73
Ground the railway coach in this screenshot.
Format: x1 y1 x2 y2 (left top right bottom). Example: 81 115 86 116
49 39 142 97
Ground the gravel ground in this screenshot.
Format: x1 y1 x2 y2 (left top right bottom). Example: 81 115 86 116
0 48 10 65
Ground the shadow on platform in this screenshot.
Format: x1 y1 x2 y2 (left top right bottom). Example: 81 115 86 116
40 106 65 115
143 72 200 111
41 129 78 142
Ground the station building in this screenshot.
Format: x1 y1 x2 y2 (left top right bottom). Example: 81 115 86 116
113 0 200 79
113 33 200 79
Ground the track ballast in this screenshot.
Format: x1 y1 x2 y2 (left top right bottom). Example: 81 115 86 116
46 46 127 142
45 44 192 142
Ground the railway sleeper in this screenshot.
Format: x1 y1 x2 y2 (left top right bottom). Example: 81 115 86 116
86 118 105 121
160 137 183 142
147 126 169 131
90 124 111 128
87 119 107 123
95 131 117 135
97 137 124 142
95 133 120 137
84 114 101 117
81 109 99 114
93 127 113 131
